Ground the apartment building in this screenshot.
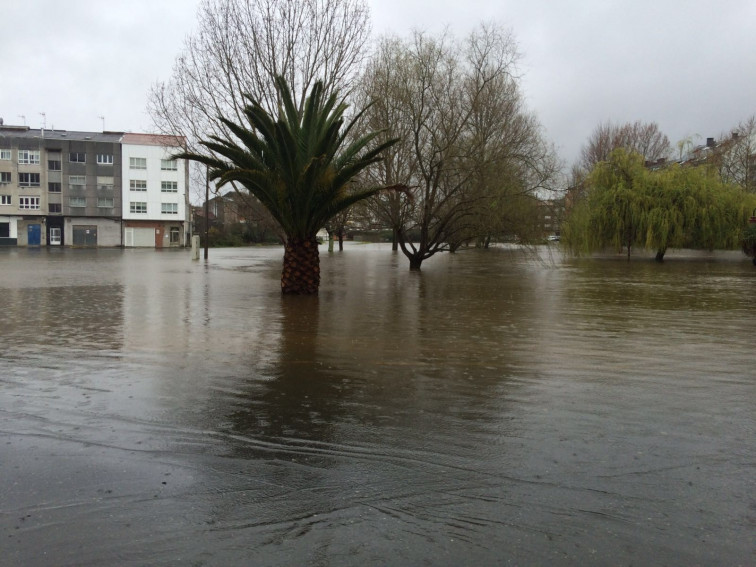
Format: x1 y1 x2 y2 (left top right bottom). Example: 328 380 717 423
0 125 189 248
121 133 188 248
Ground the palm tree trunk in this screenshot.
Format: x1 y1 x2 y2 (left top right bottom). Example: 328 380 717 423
282 236 320 294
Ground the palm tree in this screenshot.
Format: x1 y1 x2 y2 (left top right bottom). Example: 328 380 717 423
177 76 399 293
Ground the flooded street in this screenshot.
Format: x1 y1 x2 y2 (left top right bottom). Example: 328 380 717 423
1 244 754 566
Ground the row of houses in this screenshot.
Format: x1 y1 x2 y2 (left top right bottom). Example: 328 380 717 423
0 123 190 247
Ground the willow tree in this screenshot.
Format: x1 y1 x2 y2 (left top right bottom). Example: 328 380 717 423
563 149 650 259
643 164 752 261
563 149 755 261
177 77 398 293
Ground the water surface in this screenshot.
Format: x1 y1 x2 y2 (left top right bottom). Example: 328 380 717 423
1 245 754 566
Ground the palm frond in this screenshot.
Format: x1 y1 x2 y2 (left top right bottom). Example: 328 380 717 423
180 76 400 241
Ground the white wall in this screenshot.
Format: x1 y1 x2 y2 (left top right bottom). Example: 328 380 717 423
121 143 186 222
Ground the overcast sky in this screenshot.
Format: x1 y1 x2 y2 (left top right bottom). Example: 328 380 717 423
2 0 754 171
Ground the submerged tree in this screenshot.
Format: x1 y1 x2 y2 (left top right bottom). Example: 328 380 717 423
563 149 754 261
359 25 559 270
177 77 398 293
643 164 752 261
564 149 649 259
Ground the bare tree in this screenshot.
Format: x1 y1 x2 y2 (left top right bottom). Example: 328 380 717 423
359 25 559 269
714 115 756 193
579 120 671 173
354 37 418 250
148 0 371 208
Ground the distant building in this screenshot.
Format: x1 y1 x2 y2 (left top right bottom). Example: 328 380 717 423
0 124 189 247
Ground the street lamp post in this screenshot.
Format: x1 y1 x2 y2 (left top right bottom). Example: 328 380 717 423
204 165 209 260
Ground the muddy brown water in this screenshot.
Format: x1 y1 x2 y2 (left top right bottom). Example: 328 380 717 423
1 244 754 566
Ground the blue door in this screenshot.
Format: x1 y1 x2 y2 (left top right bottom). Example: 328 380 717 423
27 224 41 246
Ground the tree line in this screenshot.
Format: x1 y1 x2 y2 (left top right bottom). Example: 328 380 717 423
150 0 755 293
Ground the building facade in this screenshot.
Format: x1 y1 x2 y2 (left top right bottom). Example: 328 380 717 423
0 125 189 248
121 133 189 248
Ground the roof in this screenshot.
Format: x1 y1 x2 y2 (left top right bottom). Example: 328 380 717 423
0 127 185 147
0 127 123 143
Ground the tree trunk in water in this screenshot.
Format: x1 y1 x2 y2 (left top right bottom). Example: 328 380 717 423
281 236 320 294
655 249 666 262
327 232 334 253
338 230 344 251
409 256 423 271
391 228 398 251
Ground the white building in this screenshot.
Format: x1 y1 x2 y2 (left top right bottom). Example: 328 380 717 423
121 133 189 248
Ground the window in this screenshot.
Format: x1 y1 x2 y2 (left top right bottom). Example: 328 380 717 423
1 195 11 205
130 157 147 170
48 182 61 193
18 150 41 165
48 160 61 171
97 197 114 208
0 172 10 183
0 149 10 160
69 197 86 207
170 226 180 244
97 176 113 192
130 179 147 191
69 175 86 191
161 159 177 171
130 202 147 214
19 173 40 186
69 152 86 163
19 196 40 210
161 181 178 192
49 203 62 213
96 154 113 165
161 202 178 214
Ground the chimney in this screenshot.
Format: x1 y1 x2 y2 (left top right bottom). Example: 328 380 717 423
706 137 715 148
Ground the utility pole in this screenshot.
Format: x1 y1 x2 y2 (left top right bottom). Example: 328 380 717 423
204 164 209 260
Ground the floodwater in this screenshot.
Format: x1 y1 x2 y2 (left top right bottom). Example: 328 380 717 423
1 244 754 566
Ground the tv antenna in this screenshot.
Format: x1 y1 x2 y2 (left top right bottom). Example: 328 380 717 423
18 115 26 125
39 112 46 129
98 115 105 131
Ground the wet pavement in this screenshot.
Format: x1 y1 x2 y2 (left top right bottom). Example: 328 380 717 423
1 244 754 566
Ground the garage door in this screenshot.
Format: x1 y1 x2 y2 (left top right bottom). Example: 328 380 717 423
72 226 97 247
125 227 154 247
